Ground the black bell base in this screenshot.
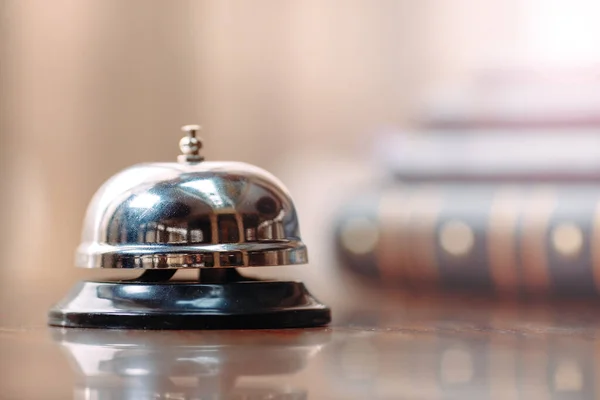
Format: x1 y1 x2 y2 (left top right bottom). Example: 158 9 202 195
48 279 331 330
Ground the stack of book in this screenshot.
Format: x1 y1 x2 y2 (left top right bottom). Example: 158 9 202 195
334 131 600 295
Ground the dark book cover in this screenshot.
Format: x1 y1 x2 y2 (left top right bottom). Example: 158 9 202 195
335 132 600 296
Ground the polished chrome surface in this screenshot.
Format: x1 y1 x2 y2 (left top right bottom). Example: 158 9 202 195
77 160 307 268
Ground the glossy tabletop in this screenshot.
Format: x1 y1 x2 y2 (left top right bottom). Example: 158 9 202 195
3 290 600 399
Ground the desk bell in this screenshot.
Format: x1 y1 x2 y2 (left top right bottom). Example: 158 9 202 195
48 125 331 329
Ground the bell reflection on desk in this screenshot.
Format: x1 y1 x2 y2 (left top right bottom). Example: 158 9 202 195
51 328 329 399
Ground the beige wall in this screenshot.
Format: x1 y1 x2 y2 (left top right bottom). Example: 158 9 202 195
0 0 521 325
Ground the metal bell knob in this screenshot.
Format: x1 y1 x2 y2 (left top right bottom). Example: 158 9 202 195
178 124 204 163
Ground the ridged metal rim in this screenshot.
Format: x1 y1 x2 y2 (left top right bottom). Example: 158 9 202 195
75 241 308 269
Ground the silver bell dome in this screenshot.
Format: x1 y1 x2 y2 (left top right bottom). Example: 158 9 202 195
76 126 307 269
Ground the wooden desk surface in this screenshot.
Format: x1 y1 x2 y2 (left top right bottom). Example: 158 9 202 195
3 291 600 399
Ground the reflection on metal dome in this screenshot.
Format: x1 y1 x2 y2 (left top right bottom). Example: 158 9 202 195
77 162 308 269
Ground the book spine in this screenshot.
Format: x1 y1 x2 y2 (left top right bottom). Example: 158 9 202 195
334 183 600 295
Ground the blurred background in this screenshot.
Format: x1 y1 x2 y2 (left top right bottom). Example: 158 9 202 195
3 0 600 326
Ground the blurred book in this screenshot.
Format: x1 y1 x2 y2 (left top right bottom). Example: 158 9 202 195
422 68 600 129
376 130 600 182
335 131 600 296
